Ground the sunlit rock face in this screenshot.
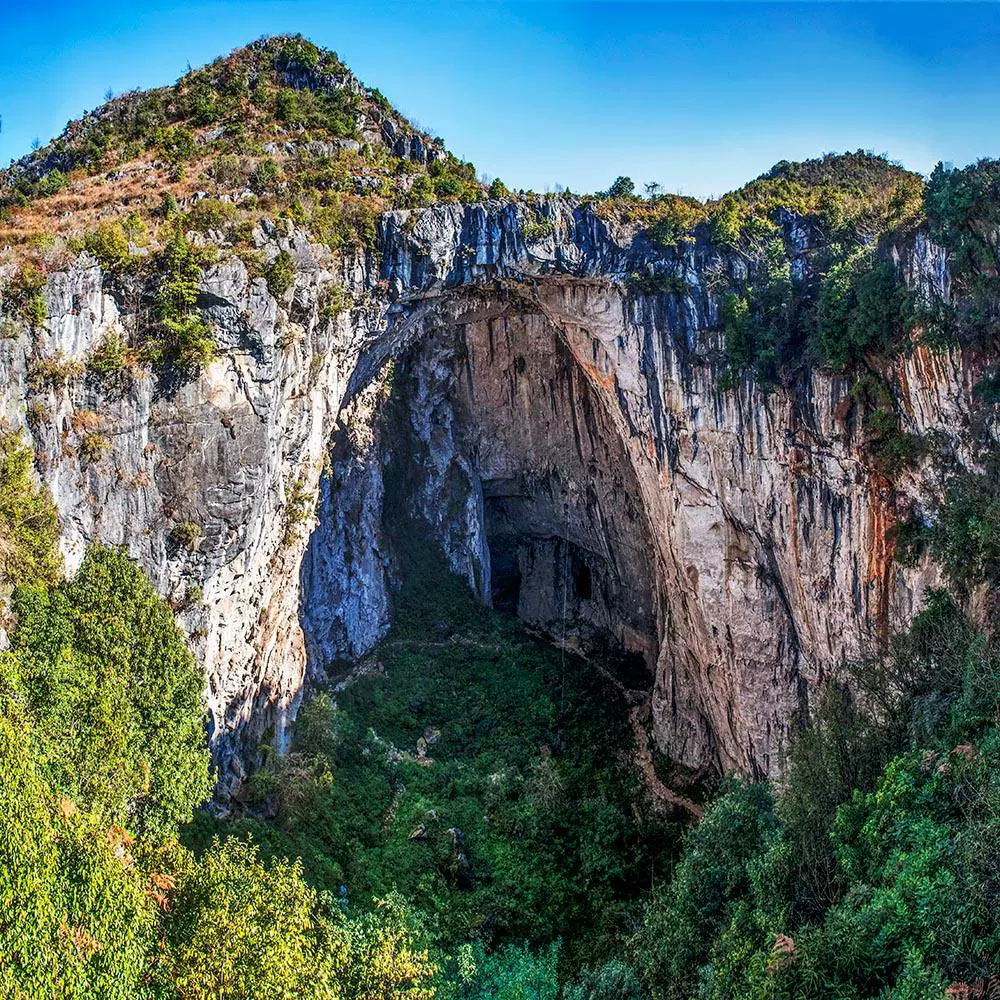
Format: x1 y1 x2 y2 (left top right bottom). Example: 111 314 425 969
2 197 986 791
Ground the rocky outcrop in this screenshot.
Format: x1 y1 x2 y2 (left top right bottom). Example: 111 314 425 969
1 197 990 791
0 231 384 787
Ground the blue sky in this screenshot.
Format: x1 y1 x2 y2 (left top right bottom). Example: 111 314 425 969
1 1 998 198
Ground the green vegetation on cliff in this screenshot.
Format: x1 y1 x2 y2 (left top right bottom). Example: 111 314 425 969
0 431 61 590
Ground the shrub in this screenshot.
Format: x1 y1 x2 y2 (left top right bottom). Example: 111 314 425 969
185 198 237 233
36 169 70 197
523 215 555 242
251 157 282 193
121 210 149 245
88 331 139 388
459 942 560 999
318 282 349 319
275 88 299 123
265 249 296 298
644 195 705 248
274 37 322 73
718 243 793 390
165 314 216 370
929 464 1000 593
424 155 482 203
11 260 48 296
185 81 219 126
310 195 380 249
281 474 312 545
338 893 440 999
172 521 203 551
863 407 925 478
23 293 47 327
149 228 215 371
0 714 158 1000
633 781 780 999
0 432 60 588
27 352 85 389
79 432 110 464
488 177 511 199
211 153 246 188
8 261 49 326
165 837 347 999
84 220 135 273
815 253 914 370
564 959 650 1000
925 160 1000 288
156 125 197 166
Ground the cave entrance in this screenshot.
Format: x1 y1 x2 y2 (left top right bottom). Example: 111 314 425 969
488 532 522 614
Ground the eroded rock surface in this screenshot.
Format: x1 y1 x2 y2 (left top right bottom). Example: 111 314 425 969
1 198 990 789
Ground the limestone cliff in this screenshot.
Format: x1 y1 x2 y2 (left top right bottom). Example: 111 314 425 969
2 191 990 794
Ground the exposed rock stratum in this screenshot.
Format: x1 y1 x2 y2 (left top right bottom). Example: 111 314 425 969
0 197 981 794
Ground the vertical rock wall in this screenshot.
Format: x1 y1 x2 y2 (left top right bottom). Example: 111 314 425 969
1 199 992 788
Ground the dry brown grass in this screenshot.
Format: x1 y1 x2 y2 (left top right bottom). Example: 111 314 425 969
0 140 276 251
70 409 104 434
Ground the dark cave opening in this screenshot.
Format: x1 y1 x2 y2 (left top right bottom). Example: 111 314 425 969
571 550 592 600
488 532 522 614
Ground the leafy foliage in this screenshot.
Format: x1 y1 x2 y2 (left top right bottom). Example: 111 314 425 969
0 712 159 1000
928 461 1000 593
266 248 296 298
925 158 1000 340
815 251 915 369
633 781 781 998
0 432 61 590
457 941 561 999
632 591 1000 999
83 220 138 273
148 226 216 370
4 545 212 835
563 959 650 1000
166 836 348 999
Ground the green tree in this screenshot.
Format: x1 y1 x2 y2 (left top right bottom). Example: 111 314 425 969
0 432 61 589
815 251 913 369
633 782 781 999
564 959 649 1000
0 708 159 1000
603 176 635 199
7 545 212 835
151 227 215 370
166 837 349 999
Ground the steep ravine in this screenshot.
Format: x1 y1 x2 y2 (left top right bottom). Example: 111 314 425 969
1 198 987 793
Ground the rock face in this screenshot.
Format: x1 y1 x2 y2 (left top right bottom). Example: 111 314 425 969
0 198 988 789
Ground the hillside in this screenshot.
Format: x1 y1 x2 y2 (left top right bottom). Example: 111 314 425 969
0 35 481 248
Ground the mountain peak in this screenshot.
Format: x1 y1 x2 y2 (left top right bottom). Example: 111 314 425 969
0 34 482 246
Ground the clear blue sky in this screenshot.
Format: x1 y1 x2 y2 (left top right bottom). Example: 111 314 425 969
1 1 997 198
